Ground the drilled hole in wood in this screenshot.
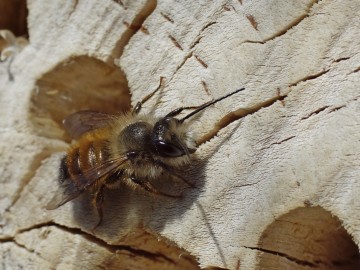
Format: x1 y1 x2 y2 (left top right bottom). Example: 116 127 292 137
0 0 28 37
30 56 130 140
255 206 360 269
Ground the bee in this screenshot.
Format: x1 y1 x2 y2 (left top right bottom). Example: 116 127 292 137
46 78 245 229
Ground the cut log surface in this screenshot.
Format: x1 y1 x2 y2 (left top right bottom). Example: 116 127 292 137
0 0 359 269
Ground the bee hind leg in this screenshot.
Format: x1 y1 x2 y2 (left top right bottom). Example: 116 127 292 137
129 175 182 198
91 185 105 231
156 161 196 188
91 174 122 232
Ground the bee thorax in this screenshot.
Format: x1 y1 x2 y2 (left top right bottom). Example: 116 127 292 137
119 121 153 152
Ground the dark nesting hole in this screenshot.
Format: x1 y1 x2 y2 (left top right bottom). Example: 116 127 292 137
256 206 360 269
30 55 131 140
0 0 28 37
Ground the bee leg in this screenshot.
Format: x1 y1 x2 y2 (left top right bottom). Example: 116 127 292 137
155 161 196 188
104 171 123 188
91 185 105 231
133 77 165 114
130 175 182 198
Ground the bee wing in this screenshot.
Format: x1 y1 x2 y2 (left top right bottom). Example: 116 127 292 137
63 110 115 139
46 156 129 210
45 180 83 210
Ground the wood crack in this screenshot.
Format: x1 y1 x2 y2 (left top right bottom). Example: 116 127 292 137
244 245 360 268
333 57 350 63
174 51 193 74
110 0 157 60
12 222 176 264
171 20 218 74
67 0 79 19
113 0 127 10
351 66 360 74
243 246 318 267
301 95 359 120
197 93 287 145
301 106 329 120
0 238 34 254
168 34 183 50
171 20 218 77
160 12 174 23
242 0 321 44
189 21 217 50
259 136 296 151
230 180 262 190
5 147 65 212
0 236 53 267
288 69 329 88
0 237 34 253
272 136 295 145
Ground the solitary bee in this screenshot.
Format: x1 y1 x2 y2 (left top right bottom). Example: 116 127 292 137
46 79 245 228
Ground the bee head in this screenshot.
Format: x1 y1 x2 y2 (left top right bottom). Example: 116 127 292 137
152 117 195 158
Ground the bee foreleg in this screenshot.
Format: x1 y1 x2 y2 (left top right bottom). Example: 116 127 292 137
129 175 182 198
92 185 105 231
155 161 196 188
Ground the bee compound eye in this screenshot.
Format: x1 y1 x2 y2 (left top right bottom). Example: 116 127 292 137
155 140 184 157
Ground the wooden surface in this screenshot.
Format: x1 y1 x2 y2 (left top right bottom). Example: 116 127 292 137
0 0 359 269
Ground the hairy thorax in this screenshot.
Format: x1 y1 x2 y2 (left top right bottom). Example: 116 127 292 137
108 113 193 180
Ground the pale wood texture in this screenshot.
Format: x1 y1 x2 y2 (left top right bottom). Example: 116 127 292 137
1 0 360 269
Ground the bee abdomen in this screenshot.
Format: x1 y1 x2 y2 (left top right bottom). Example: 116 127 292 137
63 138 109 183
66 148 82 181
59 156 70 183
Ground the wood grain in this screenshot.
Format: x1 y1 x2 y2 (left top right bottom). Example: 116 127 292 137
0 0 359 269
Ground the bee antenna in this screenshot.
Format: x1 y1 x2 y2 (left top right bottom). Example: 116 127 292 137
179 87 245 122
